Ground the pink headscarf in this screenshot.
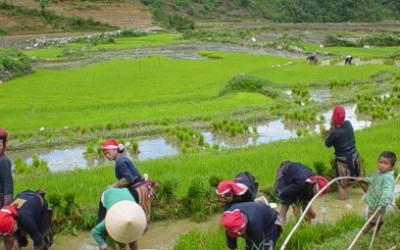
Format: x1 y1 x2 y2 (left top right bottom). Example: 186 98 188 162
216 181 248 196
101 140 124 152
332 106 346 126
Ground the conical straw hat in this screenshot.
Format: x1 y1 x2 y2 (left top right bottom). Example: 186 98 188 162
105 200 147 243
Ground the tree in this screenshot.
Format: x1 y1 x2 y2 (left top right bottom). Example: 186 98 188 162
35 0 58 15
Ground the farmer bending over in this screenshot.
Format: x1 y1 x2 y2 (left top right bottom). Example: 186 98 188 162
220 202 282 250
356 151 396 235
274 161 329 222
0 190 53 250
216 171 258 209
91 188 147 250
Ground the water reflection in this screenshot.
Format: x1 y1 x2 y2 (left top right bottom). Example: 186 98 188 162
9 105 370 172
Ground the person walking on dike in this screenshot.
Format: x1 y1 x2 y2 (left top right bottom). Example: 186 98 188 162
0 190 53 250
324 106 367 200
220 202 282 250
216 171 258 209
274 161 329 222
100 140 157 223
92 188 146 250
356 151 396 236
0 128 13 208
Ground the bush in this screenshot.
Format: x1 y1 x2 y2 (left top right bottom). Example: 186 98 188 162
220 74 275 96
0 47 32 82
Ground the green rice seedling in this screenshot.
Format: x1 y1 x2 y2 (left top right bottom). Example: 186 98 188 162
130 138 139 154
63 193 81 217
13 158 32 175
313 161 328 175
155 179 178 204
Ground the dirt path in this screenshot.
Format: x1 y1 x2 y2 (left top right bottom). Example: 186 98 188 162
5 0 159 30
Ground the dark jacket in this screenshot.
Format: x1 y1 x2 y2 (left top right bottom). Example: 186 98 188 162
0 155 13 207
226 202 280 250
275 162 315 205
325 120 357 157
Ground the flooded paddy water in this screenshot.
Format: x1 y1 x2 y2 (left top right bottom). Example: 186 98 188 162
7 104 370 172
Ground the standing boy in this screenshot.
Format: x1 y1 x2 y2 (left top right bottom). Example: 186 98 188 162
220 202 282 250
357 151 396 235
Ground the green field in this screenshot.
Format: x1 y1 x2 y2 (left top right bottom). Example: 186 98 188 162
14 119 400 206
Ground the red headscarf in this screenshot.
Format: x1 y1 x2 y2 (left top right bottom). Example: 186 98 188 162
0 206 18 235
332 106 346 127
216 181 248 197
306 176 330 195
101 140 124 152
220 209 247 237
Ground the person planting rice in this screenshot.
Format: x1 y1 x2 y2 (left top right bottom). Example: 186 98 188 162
92 188 147 250
0 128 13 208
356 151 396 235
0 190 53 250
220 202 282 250
345 55 353 65
100 140 158 223
324 106 367 200
274 161 329 222
306 55 318 65
216 171 258 209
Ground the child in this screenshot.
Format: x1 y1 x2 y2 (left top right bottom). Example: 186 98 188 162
0 128 13 208
274 161 329 222
220 202 282 250
357 151 396 235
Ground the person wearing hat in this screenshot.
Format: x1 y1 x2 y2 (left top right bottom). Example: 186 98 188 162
0 190 53 250
345 55 353 65
325 106 367 200
0 128 13 208
100 140 157 223
274 161 329 222
220 202 282 250
91 188 146 250
216 171 258 209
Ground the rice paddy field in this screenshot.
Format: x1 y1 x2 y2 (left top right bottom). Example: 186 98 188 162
1 23 400 249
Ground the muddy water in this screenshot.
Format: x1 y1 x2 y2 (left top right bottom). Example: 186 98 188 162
31 42 303 70
7 105 370 172
23 188 370 249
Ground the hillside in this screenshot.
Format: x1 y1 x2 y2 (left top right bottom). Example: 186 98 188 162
3 0 158 32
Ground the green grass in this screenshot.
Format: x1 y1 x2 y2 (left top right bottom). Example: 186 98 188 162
0 52 294 132
23 34 188 60
251 64 399 85
14 119 400 207
302 43 400 58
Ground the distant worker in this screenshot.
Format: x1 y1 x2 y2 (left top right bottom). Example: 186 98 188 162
220 202 282 250
0 190 53 250
216 171 258 209
356 151 396 236
324 106 367 200
92 188 147 250
274 161 329 222
306 55 318 65
345 55 353 65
